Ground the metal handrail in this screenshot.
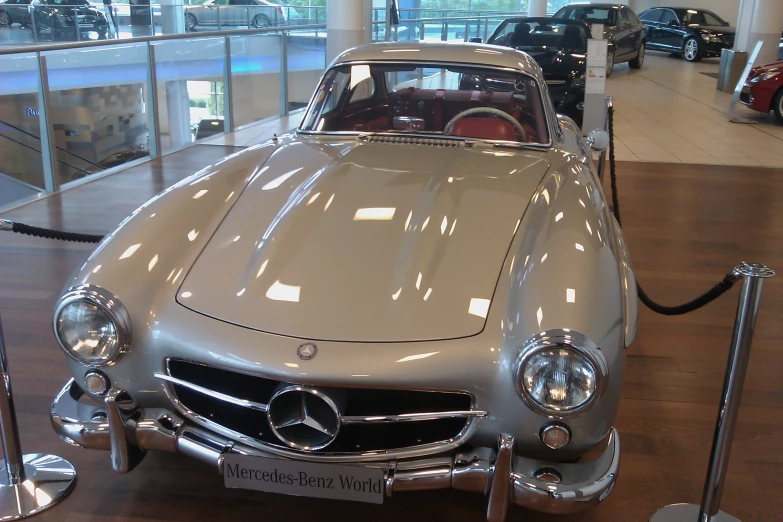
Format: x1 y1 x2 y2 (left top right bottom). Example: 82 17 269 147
0 23 326 55
0 119 103 169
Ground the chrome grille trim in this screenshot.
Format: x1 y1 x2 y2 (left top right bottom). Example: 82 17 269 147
153 372 486 424
153 373 268 412
156 359 484 462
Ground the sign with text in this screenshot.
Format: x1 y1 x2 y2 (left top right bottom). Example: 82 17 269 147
586 39 608 94
223 454 385 504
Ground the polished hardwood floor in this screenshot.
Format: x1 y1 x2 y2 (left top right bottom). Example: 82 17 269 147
1 147 781 521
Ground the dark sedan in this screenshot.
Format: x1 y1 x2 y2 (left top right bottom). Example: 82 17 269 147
0 0 33 27
552 3 645 75
31 0 109 40
639 7 734 62
476 17 590 126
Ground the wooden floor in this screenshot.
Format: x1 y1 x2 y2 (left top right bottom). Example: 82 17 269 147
1 148 782 521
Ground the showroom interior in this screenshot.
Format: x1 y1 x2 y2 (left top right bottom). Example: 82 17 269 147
0 0 783 520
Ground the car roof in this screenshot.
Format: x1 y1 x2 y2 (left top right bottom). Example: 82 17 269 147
331 41 545 82
556 3 625 8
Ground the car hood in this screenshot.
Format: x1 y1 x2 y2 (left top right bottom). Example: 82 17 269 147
521 48 586 79
177 137 551 342
695 25 735 35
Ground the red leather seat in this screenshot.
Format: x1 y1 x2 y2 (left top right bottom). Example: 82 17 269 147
447 117 518 141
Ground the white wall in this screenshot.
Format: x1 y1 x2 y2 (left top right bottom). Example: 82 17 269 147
629 0 741 26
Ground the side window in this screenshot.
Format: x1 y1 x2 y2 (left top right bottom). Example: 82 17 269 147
626 8 640 24
640 9 662 22
617 8 629 24
660 10 678 25
349 76 375 104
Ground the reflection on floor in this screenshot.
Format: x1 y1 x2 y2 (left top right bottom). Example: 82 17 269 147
607 53 783 167
203 112 305 148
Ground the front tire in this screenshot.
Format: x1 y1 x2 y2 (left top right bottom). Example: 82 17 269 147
683 37 702 62
629 42 645 69
773 88 783 123
185 12 197 31
252 14 270 28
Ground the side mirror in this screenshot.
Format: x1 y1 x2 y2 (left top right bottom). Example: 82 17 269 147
586 129 610 152
469 37 483 43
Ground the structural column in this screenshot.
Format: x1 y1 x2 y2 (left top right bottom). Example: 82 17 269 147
159 0 185 35
734 0 783 66
326 0 372 65
527 0 546 17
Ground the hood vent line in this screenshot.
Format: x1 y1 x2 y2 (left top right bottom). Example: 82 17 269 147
359 134 467 147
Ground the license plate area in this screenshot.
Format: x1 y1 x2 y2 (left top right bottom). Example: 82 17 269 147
223 454 385 504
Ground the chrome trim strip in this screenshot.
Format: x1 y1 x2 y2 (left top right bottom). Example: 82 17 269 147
153 373 268 412
342 410 487 424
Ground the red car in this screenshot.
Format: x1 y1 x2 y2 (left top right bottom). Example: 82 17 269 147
740 60 783 122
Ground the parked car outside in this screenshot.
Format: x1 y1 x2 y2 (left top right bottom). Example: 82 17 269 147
31 0 109 40
740 60 783 122
478 17 590 127
552 2 645 75
184 0 286 31
639 7 734 62
50 41 634 518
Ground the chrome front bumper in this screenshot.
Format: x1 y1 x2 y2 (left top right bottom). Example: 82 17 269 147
51 379 619 520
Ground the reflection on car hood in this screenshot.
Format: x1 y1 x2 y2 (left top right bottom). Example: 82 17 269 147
178 137 551 342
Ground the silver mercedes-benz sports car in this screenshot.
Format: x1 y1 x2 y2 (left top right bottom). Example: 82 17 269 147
50 41 637 520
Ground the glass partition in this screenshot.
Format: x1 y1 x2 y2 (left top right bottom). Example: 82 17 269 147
0 52 45 207
286 31 325 113
152 36 225 151
229 33 280 128
43 43 150 184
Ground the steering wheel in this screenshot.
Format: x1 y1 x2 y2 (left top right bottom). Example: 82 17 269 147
443 107 527 142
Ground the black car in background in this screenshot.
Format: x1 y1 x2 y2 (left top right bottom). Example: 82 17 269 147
639 8 734 62
477 17 590 126
552 3 645 75
0 0 33 27
31 0 109 40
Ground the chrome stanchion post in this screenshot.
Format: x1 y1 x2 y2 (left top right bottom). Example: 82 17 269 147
650 262 774 522
0 315 76 519
596 95 612 181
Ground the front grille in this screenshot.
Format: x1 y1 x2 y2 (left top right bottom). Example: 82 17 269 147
162 359 480 455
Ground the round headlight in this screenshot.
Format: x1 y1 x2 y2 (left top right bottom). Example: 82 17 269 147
515 330 607 417
523 348 595 412
54 285 130 366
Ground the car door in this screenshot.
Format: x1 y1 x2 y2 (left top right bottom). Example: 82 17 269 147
639 8 663 49
613 7 634 60
9 0 32 24
658 9 684 50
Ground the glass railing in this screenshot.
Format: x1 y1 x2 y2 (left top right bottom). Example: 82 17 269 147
0 23 325 209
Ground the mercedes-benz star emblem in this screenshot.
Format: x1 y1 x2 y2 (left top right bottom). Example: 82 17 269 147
297 342 317 360
267 386 340 450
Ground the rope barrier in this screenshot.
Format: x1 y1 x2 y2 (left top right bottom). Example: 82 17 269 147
0 218 104 244
606 105 739 315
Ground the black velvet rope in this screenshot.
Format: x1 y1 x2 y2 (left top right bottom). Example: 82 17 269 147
8 221 104 244
606 105 739 315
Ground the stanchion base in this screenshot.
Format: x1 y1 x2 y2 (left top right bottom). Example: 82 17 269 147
0 454 76 520
650 503 741 522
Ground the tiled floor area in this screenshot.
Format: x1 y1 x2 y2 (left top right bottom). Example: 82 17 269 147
608 52 783 167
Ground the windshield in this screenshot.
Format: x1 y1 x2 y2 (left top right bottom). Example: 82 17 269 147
677 9 727 26
554 6 617 26
300 63 550 145
489 20 589 52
